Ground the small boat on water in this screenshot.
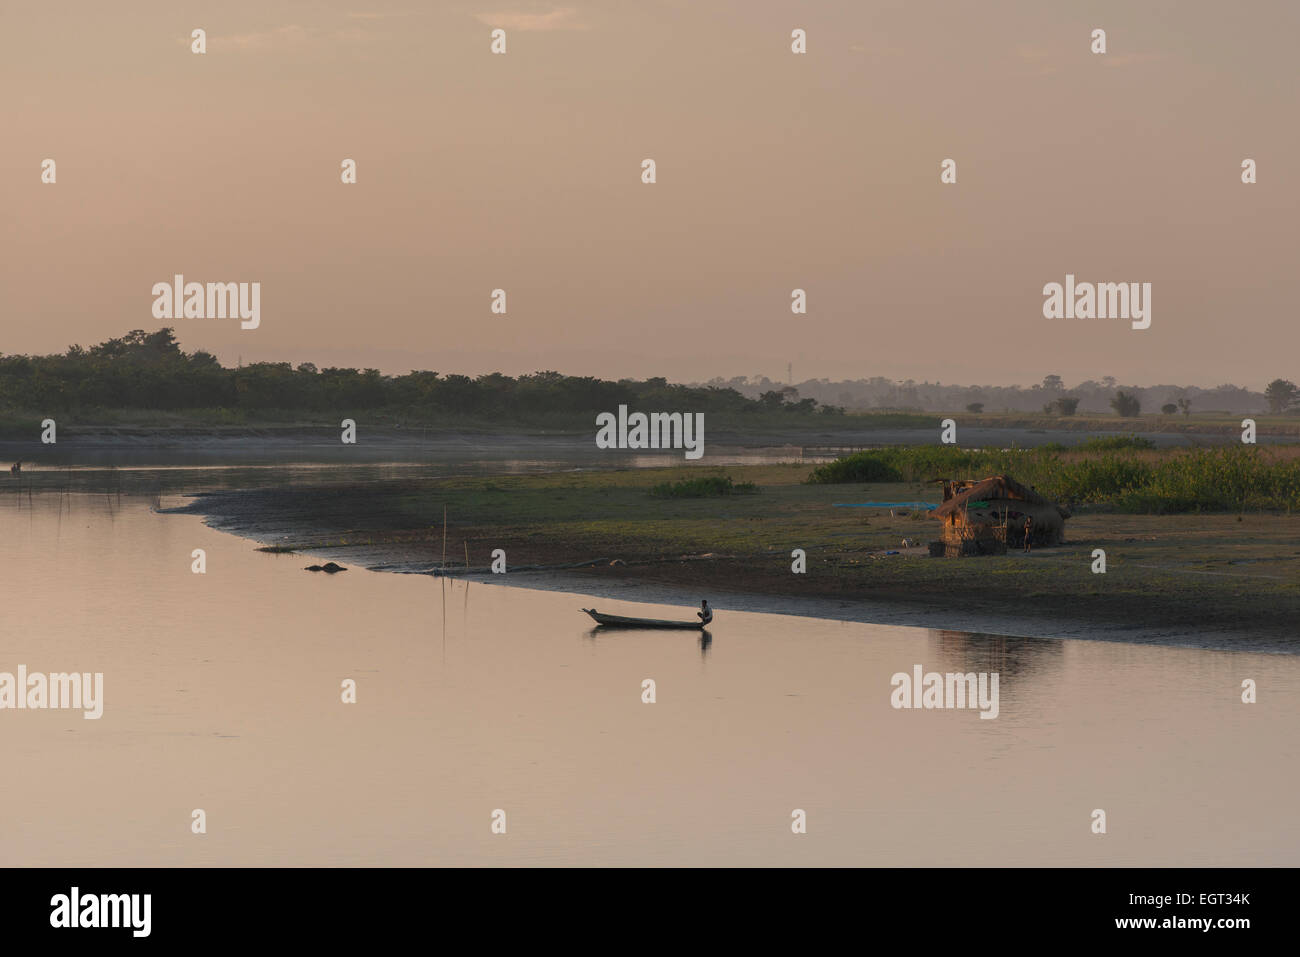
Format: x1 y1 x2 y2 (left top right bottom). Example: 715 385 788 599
583 600 712 630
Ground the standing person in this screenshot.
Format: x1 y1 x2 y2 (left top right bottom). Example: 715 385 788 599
1023 514 1033 553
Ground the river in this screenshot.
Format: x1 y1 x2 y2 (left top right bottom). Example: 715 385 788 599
2 490 1296 865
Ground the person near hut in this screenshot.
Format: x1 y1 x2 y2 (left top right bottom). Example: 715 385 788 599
1023 514 1033 552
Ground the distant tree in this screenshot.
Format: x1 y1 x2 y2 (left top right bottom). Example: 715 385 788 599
191 350 221 369
965 402 984 414
1101 376 1117 389
1044 396 1080 416
1042 374 1063 391
1161 403 1178 415
1177 397 1192 417
89 327 182 361
1264 379 1298 413
1110 391 1141 417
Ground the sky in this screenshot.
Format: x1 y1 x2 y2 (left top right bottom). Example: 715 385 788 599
3 0 1297 389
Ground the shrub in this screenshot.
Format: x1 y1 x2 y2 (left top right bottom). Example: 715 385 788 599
649 476 759 498
1044 396 1080 416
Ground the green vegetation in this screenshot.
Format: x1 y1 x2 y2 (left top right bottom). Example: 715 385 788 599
6 329 1297 456
5 330 1299 443
1110 390 1142 417
1264 379 1298 414
806 444 1300 512
649 475 758 498
61 460 1287 642
17 460 1295 640
1077 435 1156 451
0 328 846 431
920 410 1300 436
1036 437 1156 453
1043 395 1080 416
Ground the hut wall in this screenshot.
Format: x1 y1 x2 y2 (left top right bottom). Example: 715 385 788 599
940 517 1007 556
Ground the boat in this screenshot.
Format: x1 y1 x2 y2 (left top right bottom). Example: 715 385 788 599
582 602 712 629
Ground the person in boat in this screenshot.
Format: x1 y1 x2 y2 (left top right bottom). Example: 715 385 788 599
697 600 712 625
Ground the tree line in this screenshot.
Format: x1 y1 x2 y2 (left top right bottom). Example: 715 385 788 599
4 330 1294 422
0 329 845 422
708 373 1298 416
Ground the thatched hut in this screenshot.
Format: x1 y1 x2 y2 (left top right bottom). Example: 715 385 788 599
931 474 1069 557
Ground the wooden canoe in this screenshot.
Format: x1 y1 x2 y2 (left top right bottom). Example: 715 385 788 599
582 608 711 629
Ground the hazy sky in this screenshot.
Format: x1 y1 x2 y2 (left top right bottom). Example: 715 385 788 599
4 1 1297 388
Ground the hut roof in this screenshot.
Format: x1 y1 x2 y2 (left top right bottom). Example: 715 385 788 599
934 474 1069 519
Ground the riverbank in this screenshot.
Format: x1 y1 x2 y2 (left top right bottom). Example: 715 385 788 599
4 420 1297 471
162 463 1300 653
5 406 1300 450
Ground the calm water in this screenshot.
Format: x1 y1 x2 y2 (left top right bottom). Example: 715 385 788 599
0 436 821 470
2 492 1297 866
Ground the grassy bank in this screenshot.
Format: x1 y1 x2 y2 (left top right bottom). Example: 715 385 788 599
133 460 1300 644
808 444 1300 512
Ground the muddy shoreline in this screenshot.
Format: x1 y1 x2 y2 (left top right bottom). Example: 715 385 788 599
164 482 1300 655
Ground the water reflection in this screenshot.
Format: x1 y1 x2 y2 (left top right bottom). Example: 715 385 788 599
932 628 1065 676
3 492 1299 867
585 626 713 657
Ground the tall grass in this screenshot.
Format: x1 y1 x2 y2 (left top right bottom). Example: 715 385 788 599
1076 435 1157 451
806 445 1300 512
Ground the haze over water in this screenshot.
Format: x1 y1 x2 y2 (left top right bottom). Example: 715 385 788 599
2 491 1296 866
